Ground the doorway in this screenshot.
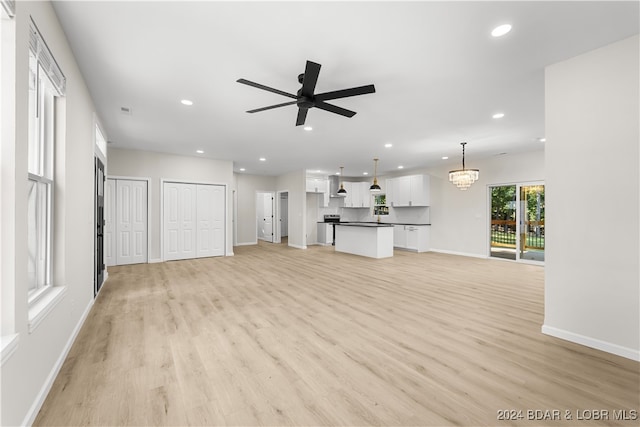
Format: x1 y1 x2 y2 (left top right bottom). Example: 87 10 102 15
490 183 545 263
277 191 289 244
94 157 105 296
256 191 275 243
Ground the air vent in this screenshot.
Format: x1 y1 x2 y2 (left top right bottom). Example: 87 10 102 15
120 107 132 115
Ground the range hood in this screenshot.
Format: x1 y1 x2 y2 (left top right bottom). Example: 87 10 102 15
329 175 344 198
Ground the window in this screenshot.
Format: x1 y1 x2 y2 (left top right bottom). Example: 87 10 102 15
27 19 65 303
27 52 55 300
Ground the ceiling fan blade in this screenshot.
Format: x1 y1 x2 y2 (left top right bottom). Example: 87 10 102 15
315 101 356 118
247 100 297 113
237 78 297 99
296 108 308 126
301 61 321 98
315 84 376 101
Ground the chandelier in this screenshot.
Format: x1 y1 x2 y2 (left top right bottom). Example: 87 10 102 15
449 142 479 190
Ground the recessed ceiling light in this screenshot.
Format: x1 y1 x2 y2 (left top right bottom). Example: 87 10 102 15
442 156 449 160
492 112 505 119
384 143 393 148
491 24 512 37
196 150 204 154
303 126 313 131
181 99 193 106
239 168 246 171
539 137 546 142
259 157 266 162
363 172 369 175
397 165 404 169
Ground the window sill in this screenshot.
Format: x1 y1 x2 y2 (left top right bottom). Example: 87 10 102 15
28 286 67 334
1 334 20 366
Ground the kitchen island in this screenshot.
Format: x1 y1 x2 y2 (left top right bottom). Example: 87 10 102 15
335 223 394 259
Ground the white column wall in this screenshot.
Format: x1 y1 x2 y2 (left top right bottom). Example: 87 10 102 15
544 35 639 360
107 148 234 260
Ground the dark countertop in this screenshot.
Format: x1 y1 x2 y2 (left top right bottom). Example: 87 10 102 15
335 223 394 228
318 221 430 226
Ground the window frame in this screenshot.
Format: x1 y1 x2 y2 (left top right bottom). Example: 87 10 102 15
27 52 56 304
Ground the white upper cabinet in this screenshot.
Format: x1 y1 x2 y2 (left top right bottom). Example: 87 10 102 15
306 177 328 193
388 174 430 207
342 182 371 208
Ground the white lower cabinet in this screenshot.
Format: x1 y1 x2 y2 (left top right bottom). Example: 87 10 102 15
393 225 430 252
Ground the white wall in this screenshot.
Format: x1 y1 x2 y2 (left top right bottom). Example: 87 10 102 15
234 173 277 245
306 193 321 244
429 150 544 257
1 1 100 425
107 148 234 260
544 35 639 360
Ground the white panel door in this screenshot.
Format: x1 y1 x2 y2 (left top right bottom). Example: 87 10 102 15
104 179 116 266
116 179 148 265
163 182 197 261
263 193 274 242
197 184 225 257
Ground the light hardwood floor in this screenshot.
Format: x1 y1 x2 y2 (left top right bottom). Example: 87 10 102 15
35 243 639 426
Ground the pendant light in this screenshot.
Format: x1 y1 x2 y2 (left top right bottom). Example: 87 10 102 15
337 166 347 196
370 158 381 192
449 142 479 190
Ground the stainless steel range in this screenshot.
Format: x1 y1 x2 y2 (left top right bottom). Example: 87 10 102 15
323 214 341 223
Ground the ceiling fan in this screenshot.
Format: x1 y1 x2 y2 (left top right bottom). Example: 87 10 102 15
237 60 376 126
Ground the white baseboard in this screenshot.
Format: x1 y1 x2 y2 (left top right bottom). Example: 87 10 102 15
235 241 257 246
288 243 307 249
149 258 162 264
542 325 640 362
22 297 95 427
429 248 487 259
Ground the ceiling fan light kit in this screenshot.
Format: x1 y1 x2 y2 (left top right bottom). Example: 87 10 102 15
237 60 375 126
449 142 479 191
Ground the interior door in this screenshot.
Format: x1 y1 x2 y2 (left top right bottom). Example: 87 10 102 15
197 184 225 257
105 179 116 266
263 193 274 242
116 179 148 265
164 182 197 261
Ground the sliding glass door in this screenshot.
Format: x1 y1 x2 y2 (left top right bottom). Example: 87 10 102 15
490 183 544 263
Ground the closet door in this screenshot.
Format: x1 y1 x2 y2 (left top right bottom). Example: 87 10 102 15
164 182 197 261
116 179 148 265
196 184 225 257
104 179 116 266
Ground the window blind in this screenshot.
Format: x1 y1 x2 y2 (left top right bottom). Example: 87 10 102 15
1 0 15 17
29 18 66 95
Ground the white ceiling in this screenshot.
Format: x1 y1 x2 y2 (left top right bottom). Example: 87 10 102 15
52 1 639 177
